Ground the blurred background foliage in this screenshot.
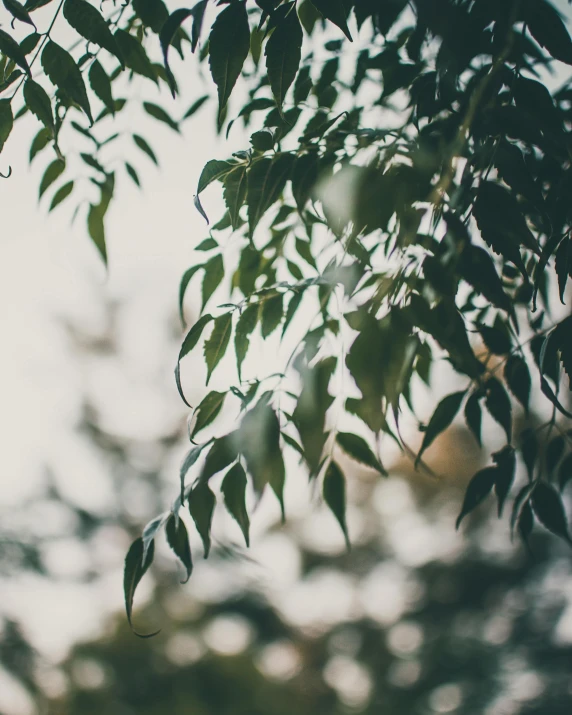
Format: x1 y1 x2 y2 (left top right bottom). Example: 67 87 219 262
2 303 572 715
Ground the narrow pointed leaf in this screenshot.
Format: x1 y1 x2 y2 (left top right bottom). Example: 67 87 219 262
41 41 92 124
223 165 248 229
456 467 497 529
531 482 572 544
188 481 216 557
310 0 353 40
265 1 303 108
417 391 466 465
201 254 224 310
191 390 226 439
123 537 159 637
63 0 122 63
323 460 350 549
23 80 53 131
160 8 193 96
221 462 250 546
336 431 386 475
235 303 258 381
204 313 233 384
166 515 193 582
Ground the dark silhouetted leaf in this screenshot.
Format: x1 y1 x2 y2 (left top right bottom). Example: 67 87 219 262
456 467 497 529
311 0 353 41
133 134 158 165
521 428 538 481
42 41 92 124
323 460 350 548
221 462 250 546
223 165 248 229
247 153 294 236
484 378 512 443
336 431 386 475
63 0 122 63
188 481 216 557
204 312 232 384
0 99 14 153
265 1 303 108
123 537 158 637
209 1 250 116
531 482 572 544
464 391 482 446
191 390 226 439
23 80 53 132
546 435 565 475
0 28 31 75
160 7 193 95
417 391 466 465
526 0 572 65
504 354 531 413
235 303 258 381
114 29 156 82
201 254 224 310
558 453 572 492
493 445 516 517
166 515 193 582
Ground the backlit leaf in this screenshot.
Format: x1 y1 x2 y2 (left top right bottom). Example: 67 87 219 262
191 390 226 439
201 254 224 310
323 460 350 549
265 2 303 108
188 481 216 557
531 482 572 545
310 0 353 41
417 391 466 465
123 538 158 637
23 79 53 132
336 431 386 475
165 515 193 582
456 467 497 529
221 462 250 546
204 312 233 384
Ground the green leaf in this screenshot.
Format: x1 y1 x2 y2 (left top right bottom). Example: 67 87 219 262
183 94 209 120
456 467 496 529
191 0 207 53
265 2 303 109
235 303 258 381
123 537 158 637
204 312 233 384
20 32 40 56
86 173 113 264
188 481 216 557
525 0 572 65
41 41 92 124
464 391 482 447
3 0 36 29
247 153 294 236
458 245 511 313
0 99 14 153
558 453 572 492
293 357 336 474
23 79 53 132
221 463 250 547
132 0 168 32
510 482 536 539
479 324 511 355
114 29 156 82
531 482 572 545
520 428 537 482
546 435 565 475
29 127 51 163
0 28 31 75
484 378 512 444
63 0 122 64
310 0 353 41
239 403 285 514
143 101 179 132
179 313 213 362
250 129 274 152
493 445 516 518
223 165 248 229
39 159 64 198
208 0 250 117
125 162 140 187
191 390 226 439
336 431 386 475
160 7 193 96
89 60 114 114
323 460 350 549
282 290 303 336
179 265 203 324
417 391 466 465
133 134 158 165
200 433 238 483
49 180 73 211
260 293 283 338
165 515 193 583
197 159 235 194
504 355 531 414
292 152 318 211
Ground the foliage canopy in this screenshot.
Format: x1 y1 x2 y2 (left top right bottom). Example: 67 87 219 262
3 0 572 629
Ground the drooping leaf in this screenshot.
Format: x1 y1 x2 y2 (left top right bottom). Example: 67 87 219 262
492 445 516 518
558 453 572 492
143 102 180 132
417 391 466 465
29 127 51 163
247 153 294 236
188 481 216 557
239 403 285 514
546 435 565 475
133 134 158 165
63 0 122 63
160 7 193 96
479 324 511 355
221 462 250 546
201 254 224 310
531 482 572 545
114 29 157 82
183 94 209 120
197 159 235 194
0 99 14 153
525 0 572 65
204 312 233 384
310 0 353 41
191 0 207 53
293 357 336 474
23 79 54 132
208 0 250 117
458 245 511 312
49 180 73 211
464 391 482 447
520 428 538 482
323 460 350 549
123 537 159 637
456 467 497 529
132 0 168 32
179 314 213 362
223 165 248 229
0 28 31 75
484 378 512 444
39 161 64 199
292 152 319 211
260 293 283 338
41 40 93 124
504 354 531 413
265 1 303 108
235 303 258 381
336 431 386 475
178 265 203 324
3 0 36 29
165 515 193 582
191 390 226 439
